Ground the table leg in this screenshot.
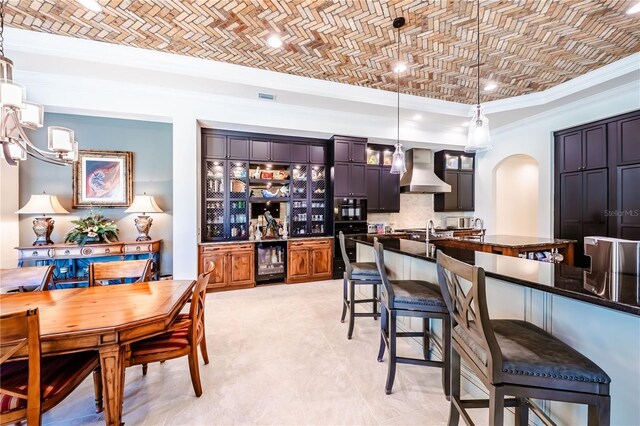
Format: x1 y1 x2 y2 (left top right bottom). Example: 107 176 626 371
99 345 126 426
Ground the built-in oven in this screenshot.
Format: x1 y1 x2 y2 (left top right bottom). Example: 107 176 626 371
334 198 367 222
333 221 368 279
255 241 287 284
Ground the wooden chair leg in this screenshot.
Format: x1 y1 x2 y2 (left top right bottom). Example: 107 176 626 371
449 348 461 426
200 336 210 365
514 397 528 426
142 363 148 376
372 284 378 321
489 387 505 426
340 274 348 323
588 396 610 426
347 280 356 340
377 306 387 362
187 347 203 397
442 315 451 399
92 368 104 413
423 318 431 360
385 310 397 395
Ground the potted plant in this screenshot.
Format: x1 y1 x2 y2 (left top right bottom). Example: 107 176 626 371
64 210 119 245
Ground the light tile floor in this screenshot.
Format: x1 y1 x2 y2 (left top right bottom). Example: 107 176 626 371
42 279 473 425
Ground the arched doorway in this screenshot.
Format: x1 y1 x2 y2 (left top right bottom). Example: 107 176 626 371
494 155 539 237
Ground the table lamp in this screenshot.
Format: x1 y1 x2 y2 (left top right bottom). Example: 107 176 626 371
124 194 163 241
16 193 69 246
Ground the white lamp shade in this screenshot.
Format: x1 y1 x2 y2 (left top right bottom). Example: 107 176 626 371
19 102 44 128
124 195 163 214
16 194 69 215
0 80 26 108
47 127 75 153
1 140 27 162
464 106 493 153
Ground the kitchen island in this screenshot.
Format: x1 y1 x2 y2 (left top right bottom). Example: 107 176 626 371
350 235 639 425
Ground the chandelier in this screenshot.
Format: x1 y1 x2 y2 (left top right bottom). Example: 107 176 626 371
0 0 77 166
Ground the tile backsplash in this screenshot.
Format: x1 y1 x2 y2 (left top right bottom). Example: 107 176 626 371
367 193 473 230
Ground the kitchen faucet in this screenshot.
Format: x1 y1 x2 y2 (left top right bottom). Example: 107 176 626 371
426 219 435 243
474 217 484 230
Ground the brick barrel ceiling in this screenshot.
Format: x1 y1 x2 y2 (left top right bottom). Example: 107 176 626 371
5 0 640 103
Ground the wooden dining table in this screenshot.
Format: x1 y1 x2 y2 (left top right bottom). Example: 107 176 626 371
0 280 195 426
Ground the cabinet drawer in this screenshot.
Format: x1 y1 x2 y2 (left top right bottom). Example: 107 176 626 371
124 243 154 254
200 245 229 253
289 239 331 248
309 239 331 247
19 248 53 259
229 244 254 251
54 247 83 257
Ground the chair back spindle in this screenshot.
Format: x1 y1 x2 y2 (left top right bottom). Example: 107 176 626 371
436 250 502 381
338 232 353 277
188 263 214 347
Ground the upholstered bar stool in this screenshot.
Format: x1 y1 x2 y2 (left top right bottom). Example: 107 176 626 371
436 251 611 426
372 239 451 396
338 231 382 340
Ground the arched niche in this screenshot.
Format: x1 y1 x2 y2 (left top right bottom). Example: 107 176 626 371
494 154 540 237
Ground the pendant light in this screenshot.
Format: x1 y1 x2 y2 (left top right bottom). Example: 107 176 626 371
390 17 406 175
464 0 493 153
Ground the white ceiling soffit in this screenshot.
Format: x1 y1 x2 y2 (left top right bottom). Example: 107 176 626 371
5 27 639 123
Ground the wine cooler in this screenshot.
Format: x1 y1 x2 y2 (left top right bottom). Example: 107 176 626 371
255 241 287 284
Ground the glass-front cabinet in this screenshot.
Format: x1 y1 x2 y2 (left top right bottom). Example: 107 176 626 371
203 159 249 241
201 130 328 242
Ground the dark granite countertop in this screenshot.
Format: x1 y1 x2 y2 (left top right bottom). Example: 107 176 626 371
349 234 639 316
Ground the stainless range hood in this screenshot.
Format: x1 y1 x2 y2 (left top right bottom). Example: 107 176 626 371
400 148 451 193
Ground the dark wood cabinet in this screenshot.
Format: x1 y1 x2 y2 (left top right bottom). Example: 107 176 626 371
434 150 475 212
331 136 367 163
291 143 309 163
228 137 249 159
270 141 291 162
366 167 381 211
557 125 607 173
204 135 249 159
333 162 366 198
250 139 270 161
366 146 400 212
309 145 325 164
554 109 639 267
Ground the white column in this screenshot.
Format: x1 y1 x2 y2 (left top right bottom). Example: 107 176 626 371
0 161 20 268
171 114 200 279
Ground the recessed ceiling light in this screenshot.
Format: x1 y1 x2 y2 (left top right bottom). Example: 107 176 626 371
627 2 640 14
393 63 407 73
267 35 283 48
484 82 497 91
413 114 423 120
76 0 102 13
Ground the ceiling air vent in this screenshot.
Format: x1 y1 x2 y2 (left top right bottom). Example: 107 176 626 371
258 92 276 101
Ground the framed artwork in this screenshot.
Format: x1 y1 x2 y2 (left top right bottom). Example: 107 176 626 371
72 150 133 208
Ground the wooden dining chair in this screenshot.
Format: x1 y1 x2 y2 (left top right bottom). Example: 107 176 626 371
0 309 102 425
127 266 214 396
88 259 153 286
0 265 55 293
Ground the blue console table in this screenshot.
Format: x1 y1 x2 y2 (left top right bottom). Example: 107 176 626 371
16 239 161 286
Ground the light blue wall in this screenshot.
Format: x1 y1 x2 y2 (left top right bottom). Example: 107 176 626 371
18 113 174 275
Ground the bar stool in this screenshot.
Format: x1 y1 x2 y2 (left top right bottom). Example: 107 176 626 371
372 238 450 396
338 231 382 340
436 251 611 426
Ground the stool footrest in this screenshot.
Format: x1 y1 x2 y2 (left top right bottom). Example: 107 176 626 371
396 356 443 368
396 332 424 338
354 312 380 318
